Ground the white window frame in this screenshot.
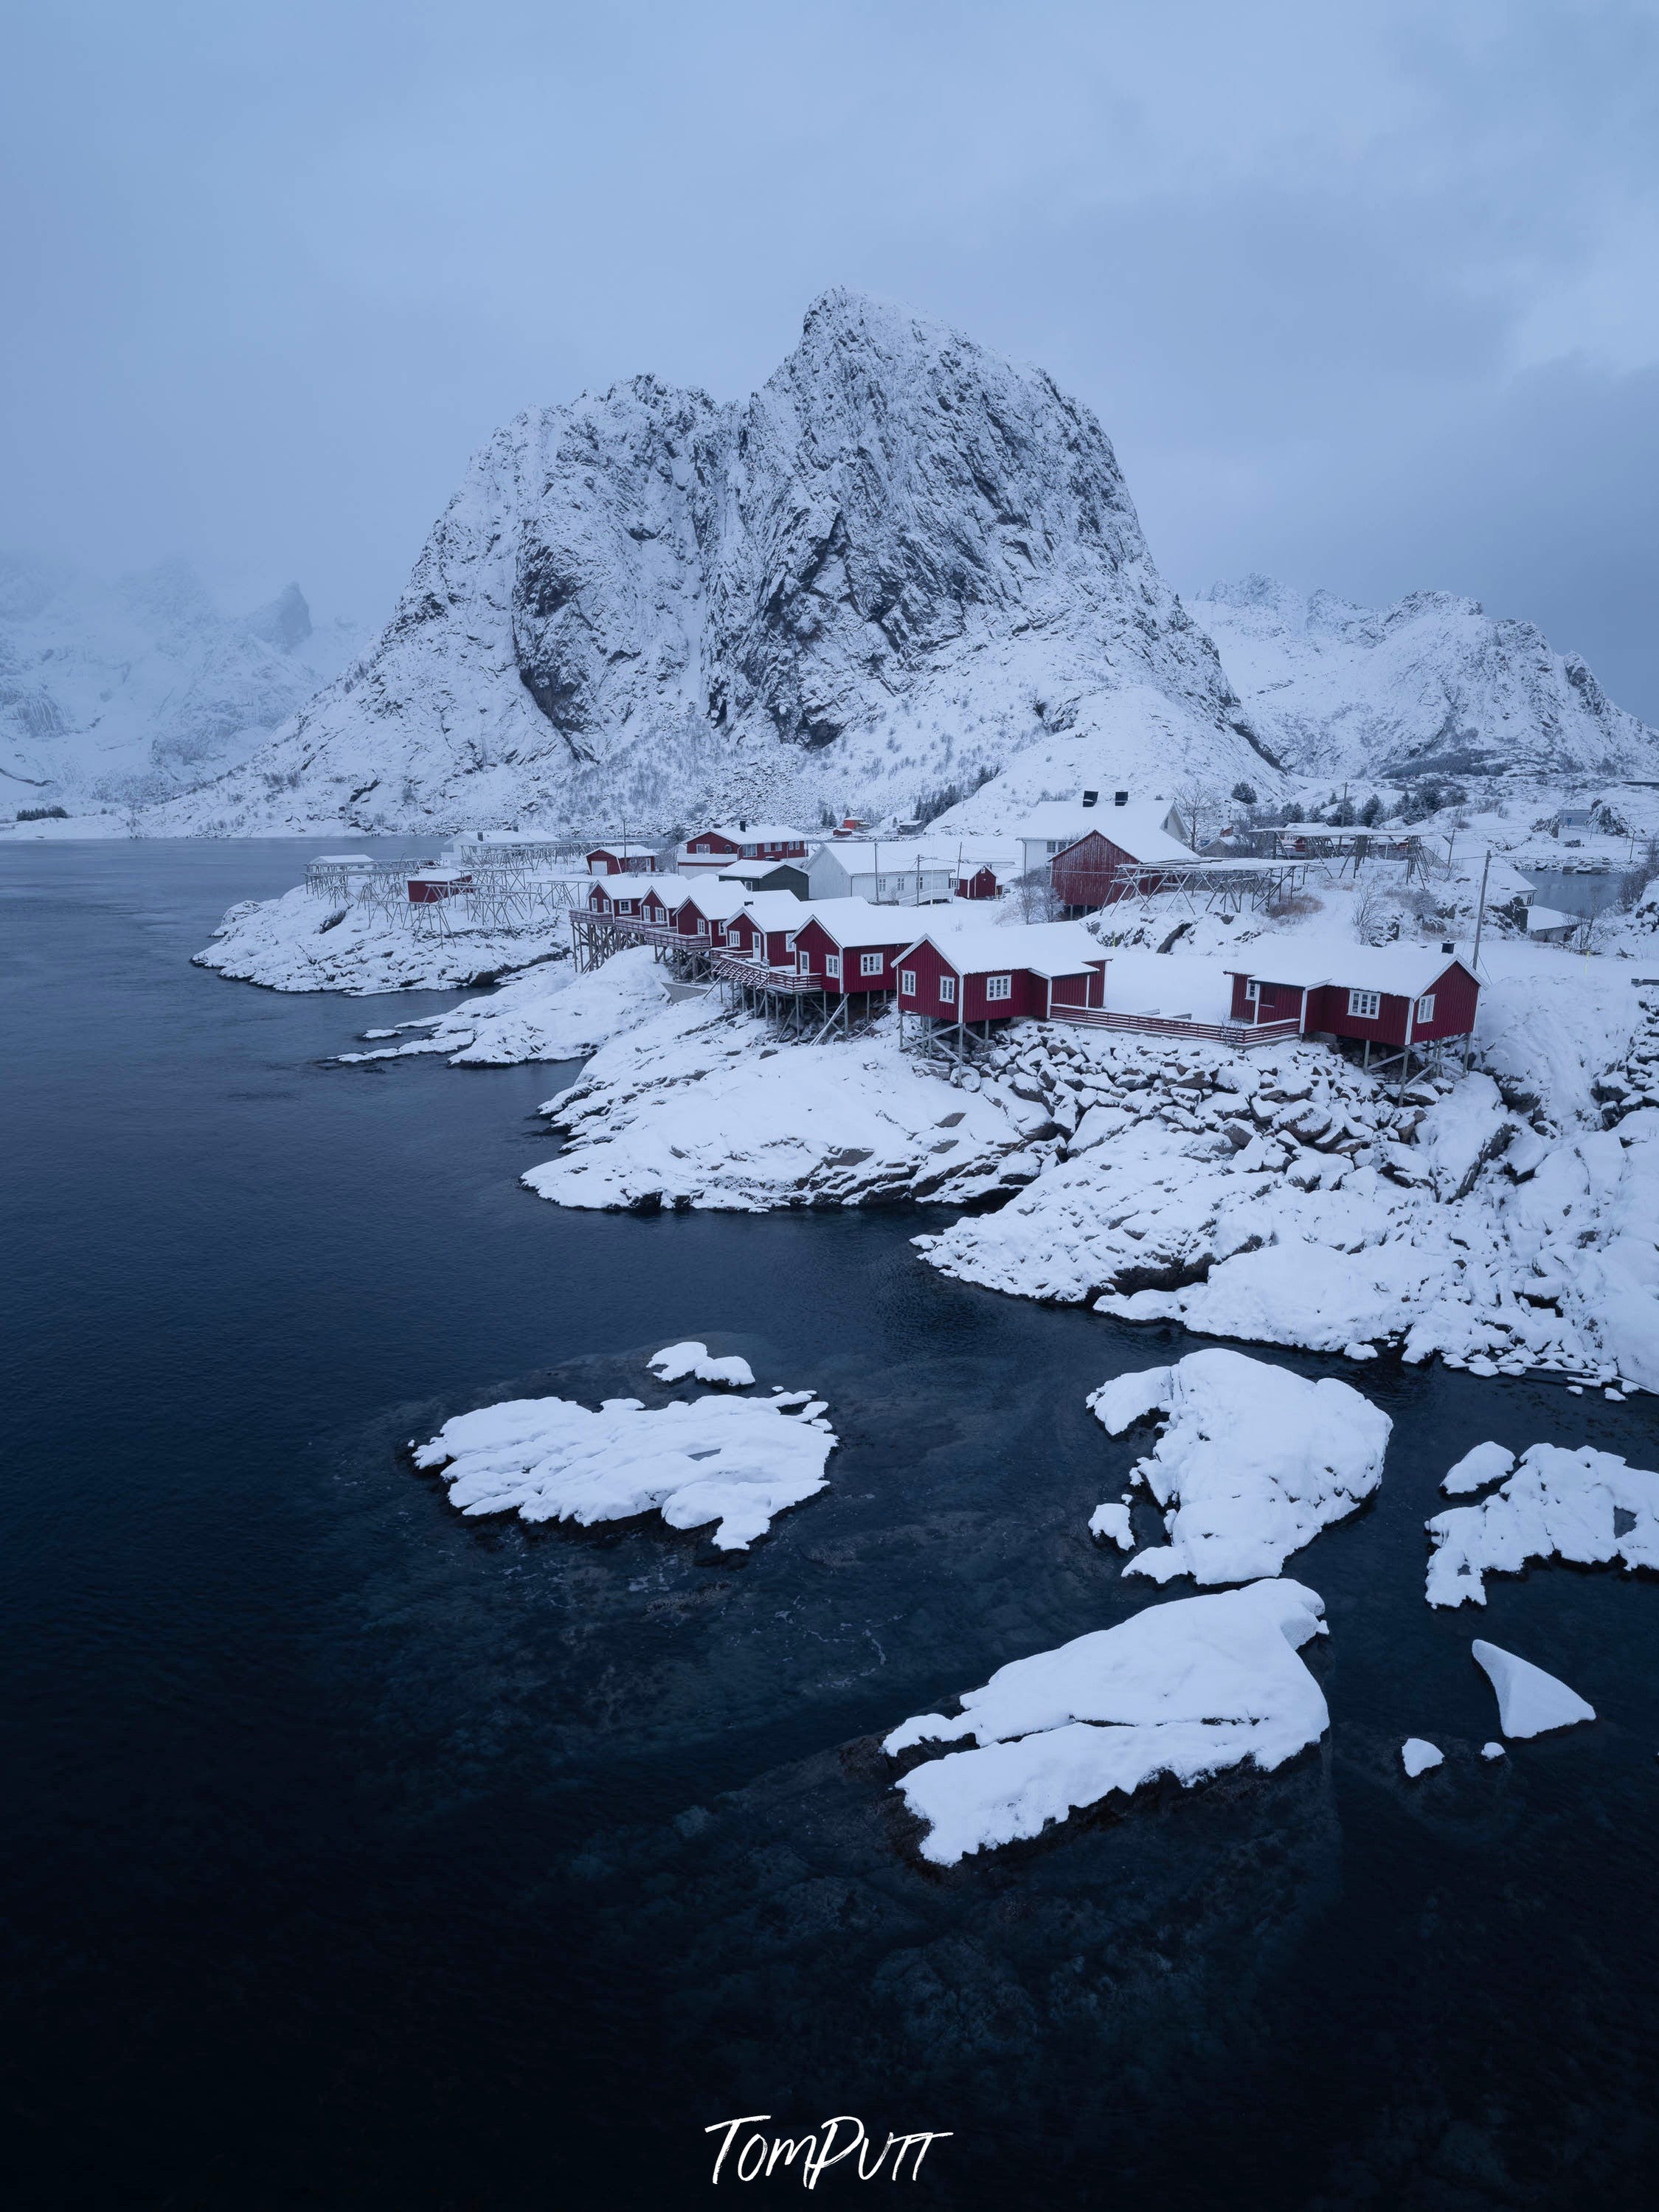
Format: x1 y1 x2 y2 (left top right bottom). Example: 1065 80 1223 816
985 972 1012 1002
797 949 811 974
1244 979 1260 1004
696 919 709 937
825 953 842 979
1415 993 1435 1023
899 968 916 996
1347 988 1381 1019
859 951 884 977
939 974 957 1005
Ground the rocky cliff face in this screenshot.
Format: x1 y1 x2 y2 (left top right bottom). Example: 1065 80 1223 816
152 291 1277 835
1191 575 1659 787
0 557 363 812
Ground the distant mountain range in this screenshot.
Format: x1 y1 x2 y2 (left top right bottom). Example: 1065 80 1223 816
0 556 364 812
1189 576 1659 788
11 295 1656 833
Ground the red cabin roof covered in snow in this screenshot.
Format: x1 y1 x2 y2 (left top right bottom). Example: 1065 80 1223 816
1224 945 1478 1045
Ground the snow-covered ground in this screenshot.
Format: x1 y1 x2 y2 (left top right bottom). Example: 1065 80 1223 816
337 945 667 1061
1088 1349 1391 1585
413 1371 837 1550
1425 1443 1659 1607
195 884 568 994
882 1578 1330 1865
524 998 1042 1213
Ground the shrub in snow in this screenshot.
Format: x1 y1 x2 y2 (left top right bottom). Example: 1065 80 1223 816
647 1341 755 1388
1087 1348 1391 1585
1425 1443 1659 1606
413 1387 835 1550
1472 1640 1596 1738
882 1579 1330 1865
1400 1738 1444 1778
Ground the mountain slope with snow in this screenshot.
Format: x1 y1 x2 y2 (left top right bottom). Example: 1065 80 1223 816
148 291 1277 836
1191 575 1659 786
0 556 364 812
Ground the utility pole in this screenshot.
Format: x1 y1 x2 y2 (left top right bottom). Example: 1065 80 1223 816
1464 848 1491 1071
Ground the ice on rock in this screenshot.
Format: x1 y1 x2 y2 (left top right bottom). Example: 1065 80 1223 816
1441 1442 1517 1497
647 1341 755 1389
1481 1741 1507 1761
882 1579 1330 1865
1401 1738 1444 1778
1472 1640 1596 1738
1425 1443 1659 1606
412 1387 836 1551
1087 1348 1391 1585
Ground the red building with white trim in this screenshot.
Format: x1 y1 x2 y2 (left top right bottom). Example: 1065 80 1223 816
1224 946 1479 1049
789 900 912 997
679 821 808 868
586 877 648 920
721 892 807 968
1050 807 1196 910
407 869 472 904
896 922 1109 1026
586 842 659 876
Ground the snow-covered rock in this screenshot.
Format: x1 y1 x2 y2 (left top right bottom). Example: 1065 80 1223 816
1191 575 1659 785
523 998 1033 1213
1424 1443 1659 1606
195 884 564 994
1471 1640 1596 1738
412 1385 836 1551
335 944 666 1058
882 1579 1329 1865
647 1341 755 1388
145 291 1277 838
1401 1738 1444 1777
1481 1741 1506 1761
1441 1441 1517 1497
1087 1348 1390 1585
0 555 363 813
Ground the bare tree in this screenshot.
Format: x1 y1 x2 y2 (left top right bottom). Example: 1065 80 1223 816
1170 777 1224 851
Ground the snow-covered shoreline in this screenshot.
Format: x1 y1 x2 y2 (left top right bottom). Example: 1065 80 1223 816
194 883 569 994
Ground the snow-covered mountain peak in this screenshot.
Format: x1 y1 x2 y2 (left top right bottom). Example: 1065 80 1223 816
1191 576 1659 784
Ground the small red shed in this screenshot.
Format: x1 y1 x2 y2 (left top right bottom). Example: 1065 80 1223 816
680 820 808 867
1224 945 1480 1050
789 899 912 996
587 878 646 919
955 864 1000 901
586 842 659 876
722 891 807 968
407 869 472 904
896 922 1109 1026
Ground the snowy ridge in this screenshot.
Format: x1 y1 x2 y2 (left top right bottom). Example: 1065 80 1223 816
1425 1443 1659 1607
1191 575 1659 785
882 1578 1330 1865
146 292 1274 836
0 557 363 813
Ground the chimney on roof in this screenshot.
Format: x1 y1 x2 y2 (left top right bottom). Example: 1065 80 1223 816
739 818 747 831
1441 941 1455 953
1114 791 1129 806
1081 789 1098 808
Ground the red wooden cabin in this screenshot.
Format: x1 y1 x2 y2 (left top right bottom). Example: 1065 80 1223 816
676 880 751 946
1050 812 1196 911
407 869 472 904
586 878 647 919
721 892 807 968
955 864 1000 901
680 820 808 867
1224 946 1479 1047
789 900 911 996
896 923 1109 1024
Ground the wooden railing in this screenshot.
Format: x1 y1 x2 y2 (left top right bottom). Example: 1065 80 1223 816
1047 1008 1303 1050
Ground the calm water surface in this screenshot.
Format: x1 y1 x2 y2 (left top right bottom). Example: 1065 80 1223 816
3 841 1658 2209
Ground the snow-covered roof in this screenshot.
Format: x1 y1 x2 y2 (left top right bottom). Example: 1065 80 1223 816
797 896 917 949
715 859 804 882
1055 807 1196 865
1526 904 1576 933
739 890 808 928
1226 942 1466 995
640 873 701 905
904 919 1108 977
586 839 657 856
680 879 751 920
808 841 951 871
688 822 804 845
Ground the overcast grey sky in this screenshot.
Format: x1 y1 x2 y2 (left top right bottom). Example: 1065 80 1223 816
4 0 1658 713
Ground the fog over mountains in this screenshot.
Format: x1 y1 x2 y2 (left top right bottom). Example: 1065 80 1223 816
13 293 1659 832
0 558 364 812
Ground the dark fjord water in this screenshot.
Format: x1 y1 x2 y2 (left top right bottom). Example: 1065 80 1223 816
4 841 1658 2210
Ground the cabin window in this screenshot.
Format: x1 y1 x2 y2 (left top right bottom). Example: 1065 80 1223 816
859 951 884 977
899 968 916 996
1348 988 1381 1019
1244 980 1259 1003
985 973 1012 1002
939 975 957 1005
825 954 842 979
797 950 811 974
784 933 796 953
696 920 708 937
1415 993 1435 1023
